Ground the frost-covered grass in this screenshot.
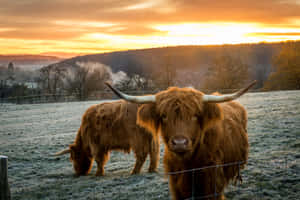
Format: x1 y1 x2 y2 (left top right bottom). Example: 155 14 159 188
0 91 299 200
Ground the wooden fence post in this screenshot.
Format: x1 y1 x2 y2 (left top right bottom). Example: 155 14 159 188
0 155 10 200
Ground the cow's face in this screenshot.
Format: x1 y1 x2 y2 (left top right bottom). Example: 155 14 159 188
69 144 93 176
137 88 223 159
160 114 200 157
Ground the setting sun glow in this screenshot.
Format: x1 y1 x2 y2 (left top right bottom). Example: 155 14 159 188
153 23 300 45
1 0 300 57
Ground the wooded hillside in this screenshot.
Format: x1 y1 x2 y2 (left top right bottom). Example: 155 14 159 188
54 42 298 91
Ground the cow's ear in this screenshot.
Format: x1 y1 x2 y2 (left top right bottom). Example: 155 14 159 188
137 103 159 134
69 144 77 161
202 102 223 130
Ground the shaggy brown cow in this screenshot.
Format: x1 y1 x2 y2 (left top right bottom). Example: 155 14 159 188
106 81 256 200
54 100 160 176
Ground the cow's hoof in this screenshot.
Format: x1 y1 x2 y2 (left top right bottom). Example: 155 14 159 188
95 172 104 176
130 171 140 175
95 174 104 177
148 169 158 173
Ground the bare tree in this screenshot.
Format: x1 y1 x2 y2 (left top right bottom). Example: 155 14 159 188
264 42 300 90
39 67 51 94
151 54 176 89
65 66 89 100
38 65 66 97
51 66 66 98
204 54 249 92
65 62 112 100
163 55 175 88
8 62 14 77
114 73 155 94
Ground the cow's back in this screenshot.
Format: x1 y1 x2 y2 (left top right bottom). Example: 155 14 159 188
80 101 152 152
210 100 249 162
221 100 247 131
216 101 249 181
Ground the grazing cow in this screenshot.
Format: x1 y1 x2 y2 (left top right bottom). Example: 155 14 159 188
54 100 160 176
106 81 256 200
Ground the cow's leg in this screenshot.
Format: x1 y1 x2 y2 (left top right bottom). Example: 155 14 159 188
131 151 147 175
169 176 183 200
148 139 159 173
95 151 110 176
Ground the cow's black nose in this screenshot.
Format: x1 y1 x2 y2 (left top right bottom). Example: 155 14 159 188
171 137 188 146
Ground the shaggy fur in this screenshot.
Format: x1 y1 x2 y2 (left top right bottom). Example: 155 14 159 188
137 87 249 200
68 100 160 176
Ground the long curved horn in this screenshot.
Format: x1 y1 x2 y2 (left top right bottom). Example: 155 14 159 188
105 82 156 103
52 148 70 156
203 81 257 103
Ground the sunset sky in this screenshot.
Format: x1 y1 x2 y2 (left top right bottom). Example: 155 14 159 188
1 0 300 57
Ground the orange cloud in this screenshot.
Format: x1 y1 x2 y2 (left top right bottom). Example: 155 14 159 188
0 0 300 55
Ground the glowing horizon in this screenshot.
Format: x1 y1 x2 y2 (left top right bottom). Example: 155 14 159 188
1 0 300 57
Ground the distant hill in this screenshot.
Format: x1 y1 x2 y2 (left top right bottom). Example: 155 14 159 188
39 52 84 59
0 55 62 70
52 42 292 89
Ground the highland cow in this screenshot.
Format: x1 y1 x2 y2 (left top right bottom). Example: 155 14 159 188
106 81 256 200
54 100 160 176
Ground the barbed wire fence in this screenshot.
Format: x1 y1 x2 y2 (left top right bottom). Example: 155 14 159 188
0 88 261 104
83 155 297 200
0 90 158 104
7 151 296 200
166 160 246 200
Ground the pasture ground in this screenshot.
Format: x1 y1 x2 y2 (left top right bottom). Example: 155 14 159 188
0 91 299 199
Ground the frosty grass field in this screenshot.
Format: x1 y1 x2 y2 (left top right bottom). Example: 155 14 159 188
0 90 299 200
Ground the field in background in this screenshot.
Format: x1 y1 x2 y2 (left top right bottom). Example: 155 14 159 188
0 91 299 199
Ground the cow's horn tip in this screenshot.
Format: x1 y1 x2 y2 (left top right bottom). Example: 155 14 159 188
105 81 112 86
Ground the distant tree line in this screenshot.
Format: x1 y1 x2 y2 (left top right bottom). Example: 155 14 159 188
263 42 300 90
0 62 40 99
35 62 114 101
1 41 299 103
